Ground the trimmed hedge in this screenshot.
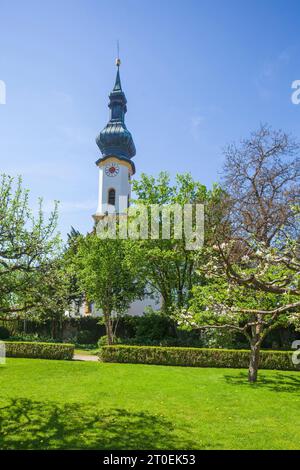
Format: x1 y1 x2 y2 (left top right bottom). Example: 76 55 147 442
100 345 300 371
3 341 74 360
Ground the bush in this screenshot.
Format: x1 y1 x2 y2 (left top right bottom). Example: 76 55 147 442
77 330 96 345
119 336 202 347
200 329 247 349
117 312 203 347
135 312 174 342
97 335 121 348
98 335 109 347
71 318 105 343
0 326 10 340
100 345 300 371
117 315 139 338
74 343 98 350
9 333 61 343
4 341 74 360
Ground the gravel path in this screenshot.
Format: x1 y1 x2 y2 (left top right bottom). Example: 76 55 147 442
73 354 99 362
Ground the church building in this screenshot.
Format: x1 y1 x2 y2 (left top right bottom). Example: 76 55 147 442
81 58 160 317
94 57 135 220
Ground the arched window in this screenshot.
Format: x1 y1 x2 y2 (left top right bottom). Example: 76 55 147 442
108 188 116 206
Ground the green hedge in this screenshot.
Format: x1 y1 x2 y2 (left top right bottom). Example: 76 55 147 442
3 341 74 360
100 345 300 371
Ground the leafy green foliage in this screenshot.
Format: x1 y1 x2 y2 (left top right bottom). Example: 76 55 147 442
4 341 74 360
76 236 145 314
100 345 298 371
8 333 59 343
72 235 146 343
76 330 96 345
62 227 85 315
177 126 300 382
134 311 174 342
101 311 203 347
0 174 62 319
98 335 122 348
130 172 223 311
189 275 287 329
0 326 10 339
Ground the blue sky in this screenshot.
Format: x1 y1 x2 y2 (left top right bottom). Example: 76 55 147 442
1 0 300 236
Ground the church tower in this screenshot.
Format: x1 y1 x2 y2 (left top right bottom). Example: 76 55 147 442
94 58 136 221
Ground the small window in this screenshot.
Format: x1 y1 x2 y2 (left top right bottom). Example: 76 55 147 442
108 188 116 206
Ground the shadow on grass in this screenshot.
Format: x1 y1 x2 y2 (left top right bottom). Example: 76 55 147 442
224 371 300 393
0 398 193 450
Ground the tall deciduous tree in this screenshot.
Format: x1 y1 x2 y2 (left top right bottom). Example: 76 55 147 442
74 235 145 344
0 175 61 319
183 125 300 383
63 227 85 316
130 172 222 312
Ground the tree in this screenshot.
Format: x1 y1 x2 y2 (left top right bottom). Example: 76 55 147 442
63 227 85 316
130 172 222 312
74 235 145 344
0 174 62 319
23 229 87 339
24 258 73 337
182 125 300 383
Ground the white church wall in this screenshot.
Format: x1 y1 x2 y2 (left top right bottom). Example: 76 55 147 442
76 293 161 318
91 294 160 317
96 161 131 216
127 294 161 316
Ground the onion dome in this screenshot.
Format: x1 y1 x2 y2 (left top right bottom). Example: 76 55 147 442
96 60 136 173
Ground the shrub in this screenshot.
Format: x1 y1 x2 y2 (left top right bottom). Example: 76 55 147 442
74 343 98 350
117 315 139 338
4 341 74 360
70 317 105 343
77 330 96 345
0 326 10 340
100 345 300 371
98 335 109 348
200 329 247 349
119 336 202 347
117 311 203 347
135 312 174 342
9 333 60 343
98 335 121 348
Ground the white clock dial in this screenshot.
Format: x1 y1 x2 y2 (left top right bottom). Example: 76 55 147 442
105 163 120 177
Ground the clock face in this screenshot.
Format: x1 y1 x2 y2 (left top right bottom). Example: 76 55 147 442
105 162 120 177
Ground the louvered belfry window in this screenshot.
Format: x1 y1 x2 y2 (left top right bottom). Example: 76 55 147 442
108 188 116 206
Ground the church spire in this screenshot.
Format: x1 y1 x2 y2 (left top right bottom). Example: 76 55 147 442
96 58 136 172
113 68 122 92
113 57 122 92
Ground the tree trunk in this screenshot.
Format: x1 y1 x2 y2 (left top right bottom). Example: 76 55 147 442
104 309 113 345
161 296 168 314
248 340 261 383
51 320 57 339
248 317 264 383
177 287 184 309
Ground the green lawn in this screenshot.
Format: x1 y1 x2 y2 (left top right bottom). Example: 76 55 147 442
74 348 100 356
0 358 299 450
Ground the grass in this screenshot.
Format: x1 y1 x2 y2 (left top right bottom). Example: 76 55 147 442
74 348 100 356
0 358 300 450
